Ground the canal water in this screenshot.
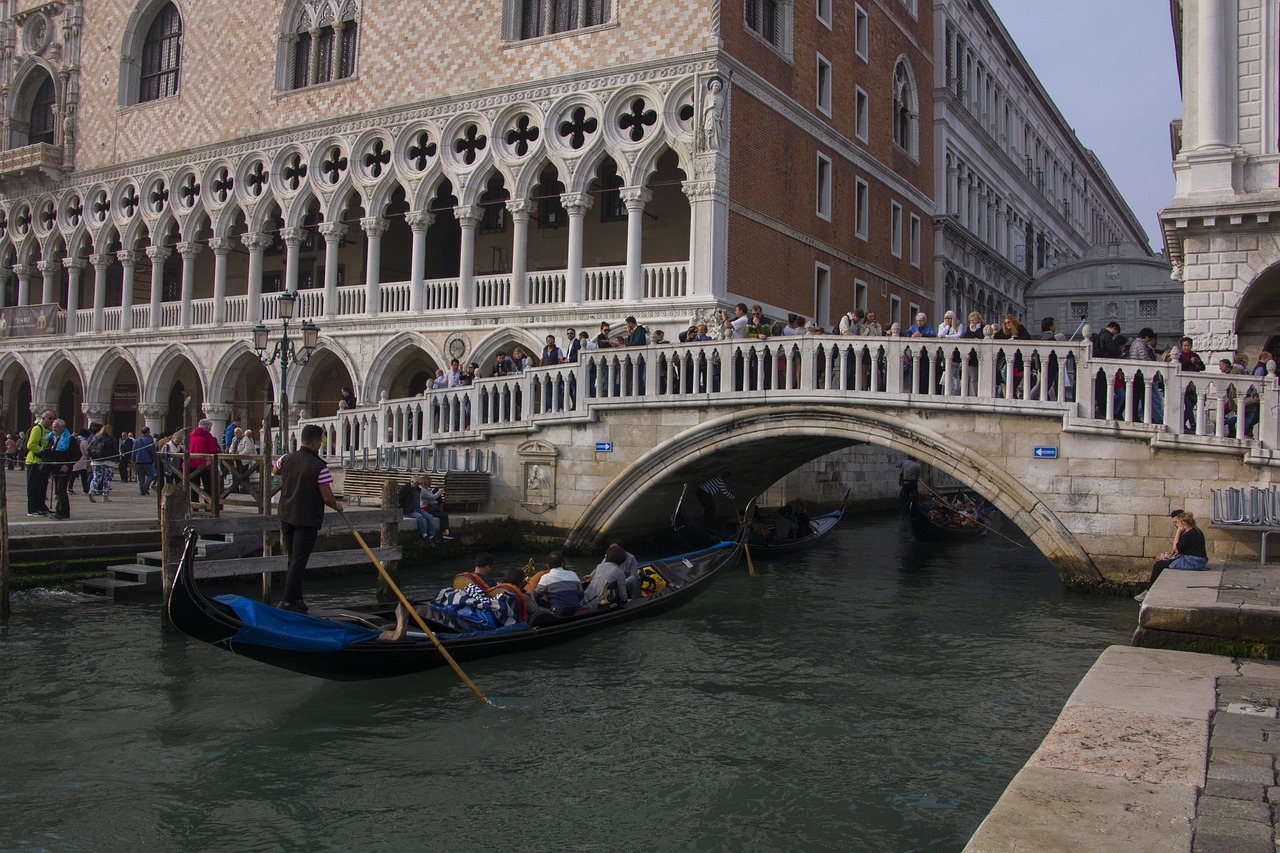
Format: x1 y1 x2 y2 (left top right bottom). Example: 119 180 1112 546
0 511 1135 853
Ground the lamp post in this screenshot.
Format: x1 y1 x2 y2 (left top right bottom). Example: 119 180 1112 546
253 291 319 453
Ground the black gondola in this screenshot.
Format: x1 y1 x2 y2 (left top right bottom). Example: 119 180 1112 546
907 494 995 542
671 485 849 554
165 508 752 682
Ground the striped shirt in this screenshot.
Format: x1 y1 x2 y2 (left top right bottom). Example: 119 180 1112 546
698 476 734 499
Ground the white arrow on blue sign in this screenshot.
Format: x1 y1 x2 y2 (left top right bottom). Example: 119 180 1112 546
1033 446 1058 459
595 442 613 452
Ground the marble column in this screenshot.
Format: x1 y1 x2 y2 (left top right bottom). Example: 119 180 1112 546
682 179 726 297
202 403 232 450
137 403 167 438
176 241 202 329
34 260 57 307
455 205 479 312
361 216 388 317
318 222 346 317
89 252 111 333
506 200 531 309
406 211 432 312
117 251 137 333
561 192 593 305
146 245 170 330
621 187 651 303
282 227 304 294
63 258 85 336
1198 0 1229 149
242 232 266 323
14 263 36 306
209 237 232 324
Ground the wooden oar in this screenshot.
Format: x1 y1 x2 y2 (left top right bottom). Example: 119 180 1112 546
336 507 490 704
736 508 758 576
920 481 1024 548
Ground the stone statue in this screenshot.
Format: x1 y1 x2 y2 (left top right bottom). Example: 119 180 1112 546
701 78 724 151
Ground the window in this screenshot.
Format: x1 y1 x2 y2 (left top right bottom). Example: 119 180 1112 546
855 178 869 241
138 3 182 102
536 167 566 228
816 154 832 221
280 1 359 92
909 213 921 267
817 0 831 27
816 54 832 116
890 202 903 258
1070 302 1088 321
514 0 613 40
480 178 510 234
745 0 785 51
854 5 868 61
854 279 868 313
814 264 831 327
27 74 56 145
854 87 868 142
890 295 902 330
892 60 917 156
597 160 626 222
1139 299 1158 318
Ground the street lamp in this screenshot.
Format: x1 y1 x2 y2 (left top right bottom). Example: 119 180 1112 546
253 291 319 452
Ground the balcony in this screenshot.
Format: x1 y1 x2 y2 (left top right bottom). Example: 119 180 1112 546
0 143 64 192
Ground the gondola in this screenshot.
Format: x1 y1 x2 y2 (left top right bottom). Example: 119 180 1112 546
906 493 995 542
165 506 753 682
671 486 849 554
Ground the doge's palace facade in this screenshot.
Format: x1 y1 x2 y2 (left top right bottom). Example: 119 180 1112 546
0 0 933 440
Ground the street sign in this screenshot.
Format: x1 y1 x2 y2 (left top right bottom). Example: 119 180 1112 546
1033 446 1058 459
595 441 613 452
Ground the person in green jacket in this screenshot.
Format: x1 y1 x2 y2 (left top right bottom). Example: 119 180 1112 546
25 410 54 516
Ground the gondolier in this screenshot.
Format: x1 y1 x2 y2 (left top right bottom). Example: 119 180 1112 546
274 423 342 613
697 473 735 526
898 457 921 510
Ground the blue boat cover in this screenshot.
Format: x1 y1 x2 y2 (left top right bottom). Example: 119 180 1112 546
214 595 382 651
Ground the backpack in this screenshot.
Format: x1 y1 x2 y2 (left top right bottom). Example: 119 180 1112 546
86 434 109 460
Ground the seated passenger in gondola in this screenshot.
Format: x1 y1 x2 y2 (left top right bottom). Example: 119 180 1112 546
772 505 799 542
791 500 813 537
380 563 527 640
580 544 630 612
534 552 583 615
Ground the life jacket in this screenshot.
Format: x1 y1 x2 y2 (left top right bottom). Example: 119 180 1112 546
638 565 667 597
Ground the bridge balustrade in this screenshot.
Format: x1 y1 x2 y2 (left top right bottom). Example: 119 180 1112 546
302 336 1280 462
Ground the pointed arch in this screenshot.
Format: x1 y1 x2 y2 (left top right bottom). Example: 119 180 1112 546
120 1 183 107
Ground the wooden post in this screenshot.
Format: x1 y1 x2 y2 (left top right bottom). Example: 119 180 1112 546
260 404 275 602
1 459 10 623
377 478 399 600
159 483 190 631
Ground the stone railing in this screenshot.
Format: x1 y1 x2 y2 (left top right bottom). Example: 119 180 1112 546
302 336 1280 464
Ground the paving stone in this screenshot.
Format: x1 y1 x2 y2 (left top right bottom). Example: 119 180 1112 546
1211 747 1278 769
1268 784 1280 803
1191 832 1273 853
1207 762 1277 784
1196 793 1273 822
1213 732 1280 753
1194 812 1273 842
1204 777 1265 800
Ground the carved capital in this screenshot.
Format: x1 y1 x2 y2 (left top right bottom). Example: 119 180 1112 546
12 264 37 278
682 179 724 204
146 246 172 263
82 402 110 422
281 227 306 248
560 192 593 216
454 204 482 228
138 403 168 420
208 237 233 254
36 259 60 274
116 250 138 267
61 258 86 273
317 222 347 241
405 210 434 231
202 403 232 420
241 232 268 252
176 241 203 260
89 252 113 269
620 186 652 210
505 199 534 218
360 216 389 238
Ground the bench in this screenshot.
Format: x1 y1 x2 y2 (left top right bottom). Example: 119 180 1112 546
338 468 490 510
338 469 406 506
1210 522 1280 562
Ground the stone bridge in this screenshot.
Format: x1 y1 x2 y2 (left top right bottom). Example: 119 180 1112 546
307 336 1280 587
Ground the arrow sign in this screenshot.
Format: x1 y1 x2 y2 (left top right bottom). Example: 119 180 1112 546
1033 446 1058 459
595 442 613 452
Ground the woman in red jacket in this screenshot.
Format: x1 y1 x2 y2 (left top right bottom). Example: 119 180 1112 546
187 418 220 503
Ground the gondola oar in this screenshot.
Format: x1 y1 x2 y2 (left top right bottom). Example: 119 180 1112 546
736 507 758 576
337 507 490 704
920 480 1023 548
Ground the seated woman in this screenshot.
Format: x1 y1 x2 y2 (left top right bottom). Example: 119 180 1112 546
580 544 630 612
1147 510 1209 590
380 568 526 640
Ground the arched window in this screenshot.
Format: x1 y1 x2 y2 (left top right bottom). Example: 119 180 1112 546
28 74 57 146
892 60 917 156
280 1 359 92
139 3 182 102
513 0 612 40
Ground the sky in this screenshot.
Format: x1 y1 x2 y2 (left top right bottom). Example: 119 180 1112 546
985 0 1183 253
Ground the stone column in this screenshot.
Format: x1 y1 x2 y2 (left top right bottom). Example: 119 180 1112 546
561 192 593 305
146 245 170 330
307 27 321 86
946 162 959 217
0 269 11 308
455 205 479 311
202 403 232 450
63 259 85 336
117 251 137 333
318 222 346 317
621 187 651 303
89 252 111 333
282 227 304 294
1198 0 1229 149
406 211 432 312
682 179 727 297
82 402 110 428
176 241 202 329
138 403 167 437
38 260 62 308
242 232 266 323
14 263 36 306
361 216 388 317
209 237 232 324
506 200 531 309
331 20 346 80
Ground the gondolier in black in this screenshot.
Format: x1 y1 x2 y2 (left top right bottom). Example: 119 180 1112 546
898 457 921 510
697 473 735 526
275 423 342 613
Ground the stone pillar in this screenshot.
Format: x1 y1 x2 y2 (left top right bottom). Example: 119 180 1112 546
361 216 388 317
242 232 266 323
455 205 479 311
14 264 35 306
89 252 111 333
1198 0 1229 149
146 245 170 330
117 251 137 333
621 187 651 303
946 163 959 216
176 241 202 329
202 403 232 450
307 27 321 86
82 402 110 429
209 237 232 324
331 20 345 80
317 222 346 317
682 179 727 297
561 192 593 305
0 269 11 308
35 261 58 307
138 403 167 437
282 227 304 294
506 200 531 309
63 259 84 336
406 211 432 312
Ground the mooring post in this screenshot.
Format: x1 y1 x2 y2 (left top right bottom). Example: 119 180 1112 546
260 407 275 603
377 478 399 600
159 483 191 632
1 462 10 623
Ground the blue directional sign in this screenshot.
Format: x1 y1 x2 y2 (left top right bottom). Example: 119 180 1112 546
595 441 613 452
1033 446 1059 459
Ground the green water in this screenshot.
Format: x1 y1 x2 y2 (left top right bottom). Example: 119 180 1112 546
0 512 1135 852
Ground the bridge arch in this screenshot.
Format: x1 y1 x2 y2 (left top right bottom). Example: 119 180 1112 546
569 404 1102 585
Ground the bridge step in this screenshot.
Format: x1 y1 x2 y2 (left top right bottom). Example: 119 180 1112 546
77 577 152 600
